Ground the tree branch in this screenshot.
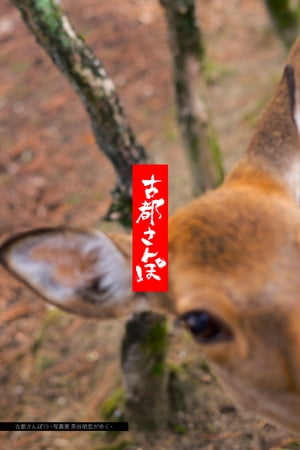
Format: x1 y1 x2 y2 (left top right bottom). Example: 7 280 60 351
160 0 224 195
10 0 148 227
121 312 169 430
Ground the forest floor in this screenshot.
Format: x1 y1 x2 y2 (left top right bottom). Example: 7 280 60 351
0 0 299 448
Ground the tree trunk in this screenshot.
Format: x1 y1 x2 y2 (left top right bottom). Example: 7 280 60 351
160 0 224 195
10 0 148 227
121 312 169 430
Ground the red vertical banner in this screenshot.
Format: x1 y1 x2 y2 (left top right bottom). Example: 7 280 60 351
132 164 168 292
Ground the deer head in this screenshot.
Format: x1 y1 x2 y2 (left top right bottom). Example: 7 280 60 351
2 38 300 434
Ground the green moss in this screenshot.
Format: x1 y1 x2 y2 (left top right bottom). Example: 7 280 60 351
35 0 70 49
139 319 168 377
172 423 188 435
152 361 165 376
100 387 125 420
142 319 168 356
168 362 188 376
36 0 60 33
99 389 126 444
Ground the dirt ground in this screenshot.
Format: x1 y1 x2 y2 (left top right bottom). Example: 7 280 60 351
0 0 299 448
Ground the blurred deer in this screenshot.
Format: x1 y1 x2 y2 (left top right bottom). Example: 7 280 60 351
2 38 300 434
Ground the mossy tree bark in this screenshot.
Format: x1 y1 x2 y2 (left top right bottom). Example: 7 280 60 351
160 0 224 195
10 0 148 228
121 312 169 430
264 0 300 49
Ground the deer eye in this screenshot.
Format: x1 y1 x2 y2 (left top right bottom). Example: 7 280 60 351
180 310 233 344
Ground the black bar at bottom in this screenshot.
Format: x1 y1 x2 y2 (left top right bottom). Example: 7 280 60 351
0 422 128 431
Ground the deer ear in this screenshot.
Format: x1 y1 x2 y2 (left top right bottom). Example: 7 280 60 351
247 64 300 173
0 228 144 318
244 39 300 200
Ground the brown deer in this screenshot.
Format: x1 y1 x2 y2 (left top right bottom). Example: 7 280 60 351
2 38 300 434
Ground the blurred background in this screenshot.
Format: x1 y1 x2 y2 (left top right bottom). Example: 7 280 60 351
0 0 295 448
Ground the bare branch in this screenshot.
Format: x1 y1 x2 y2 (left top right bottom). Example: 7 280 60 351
160 0 224 195
10 0 148 227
